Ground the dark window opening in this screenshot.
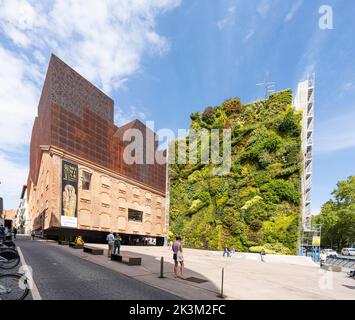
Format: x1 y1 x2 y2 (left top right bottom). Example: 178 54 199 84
82 171 92 190
128 209 143 223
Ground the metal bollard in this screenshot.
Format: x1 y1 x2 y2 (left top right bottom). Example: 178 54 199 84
217 267 225 298
159 256 164 278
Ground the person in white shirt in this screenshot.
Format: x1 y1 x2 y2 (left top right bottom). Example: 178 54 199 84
320 250 327 266
106 231 115 257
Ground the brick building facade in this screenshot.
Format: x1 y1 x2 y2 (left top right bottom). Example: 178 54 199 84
27 55 166 244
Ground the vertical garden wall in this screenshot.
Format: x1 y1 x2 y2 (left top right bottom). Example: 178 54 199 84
169 90 303 254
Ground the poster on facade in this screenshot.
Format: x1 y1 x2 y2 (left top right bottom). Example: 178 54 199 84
61 160 78 228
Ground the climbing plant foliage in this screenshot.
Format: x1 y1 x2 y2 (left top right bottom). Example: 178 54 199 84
169 90 302 254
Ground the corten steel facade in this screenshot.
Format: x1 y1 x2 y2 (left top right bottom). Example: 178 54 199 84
27 54 166 243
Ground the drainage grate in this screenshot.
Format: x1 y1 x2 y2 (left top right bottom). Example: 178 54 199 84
184 277 208 284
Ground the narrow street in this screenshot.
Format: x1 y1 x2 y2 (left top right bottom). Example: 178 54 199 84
16 238 179 300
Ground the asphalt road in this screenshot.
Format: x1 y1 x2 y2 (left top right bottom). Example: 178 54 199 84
16 238 180 300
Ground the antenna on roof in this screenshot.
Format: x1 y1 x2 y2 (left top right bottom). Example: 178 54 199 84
256 72 275 99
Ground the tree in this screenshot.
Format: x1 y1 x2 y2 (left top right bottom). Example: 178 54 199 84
313 176 355 250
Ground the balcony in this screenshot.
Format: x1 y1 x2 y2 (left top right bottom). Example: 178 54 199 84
305 157 312 167
308 88 314 101
305 202 312 213
305 162 312 173
305 180 312 191
307 116 313 126
306 121 313 132
307 103 314 116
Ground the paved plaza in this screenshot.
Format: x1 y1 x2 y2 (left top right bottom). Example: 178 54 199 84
25 239 355 300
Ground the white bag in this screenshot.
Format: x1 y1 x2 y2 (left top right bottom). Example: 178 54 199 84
177 251 184 262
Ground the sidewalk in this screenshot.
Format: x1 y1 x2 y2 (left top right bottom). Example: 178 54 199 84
44 241 226 300
44 241 355 300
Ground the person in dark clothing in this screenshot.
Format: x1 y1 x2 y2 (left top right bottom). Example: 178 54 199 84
223 247 230 257
114 234 121 254
13 227 17 239
260 249 266 262
0 224 5 242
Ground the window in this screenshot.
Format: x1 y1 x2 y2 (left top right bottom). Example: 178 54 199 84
128 209 143 223
82 171 92 190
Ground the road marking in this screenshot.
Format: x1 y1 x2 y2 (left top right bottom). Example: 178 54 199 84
17 246 42 300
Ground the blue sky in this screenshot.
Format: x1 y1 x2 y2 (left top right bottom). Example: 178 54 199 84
0 0 354 214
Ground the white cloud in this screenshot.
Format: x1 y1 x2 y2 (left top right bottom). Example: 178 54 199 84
114 105 147 127
284 0 303 22
0 0 45 48
33 50 46 64
0 0 181 208
0 46 38 150
312 207 321 216
243 30 255 42
217 5 236 30
315 111 355 154
342 82 355 92
257 0 270 18
0 0 181 92
298 64 315 84
0 151 28 210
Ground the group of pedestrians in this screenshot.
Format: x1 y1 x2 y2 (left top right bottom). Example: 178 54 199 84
105 232 187 278
106 231 121 257
223 246 236 257
0 224 17 241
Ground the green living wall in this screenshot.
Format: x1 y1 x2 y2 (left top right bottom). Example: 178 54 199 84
169 90 303 254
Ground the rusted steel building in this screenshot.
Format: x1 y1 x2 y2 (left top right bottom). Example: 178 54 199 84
27 54 166 244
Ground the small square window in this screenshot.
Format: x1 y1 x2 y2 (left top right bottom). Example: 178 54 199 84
128 209 143 223
82 171 92 190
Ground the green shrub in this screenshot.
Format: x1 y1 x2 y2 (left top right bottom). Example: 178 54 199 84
260 179 299 204
201 106 215 124
188 170 201 183
190 112 200 121
222 98 242 115
249 243 292 254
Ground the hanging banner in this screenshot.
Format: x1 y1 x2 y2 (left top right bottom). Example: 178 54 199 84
61 160 78 228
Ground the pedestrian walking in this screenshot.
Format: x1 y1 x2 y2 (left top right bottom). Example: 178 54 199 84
231 246 235 256
223 246 230 257
4 226 10 240
31 230 35 240
177 244 184 278
172 236 184 278
13 227 17 239
320 250 327 267
114 234 121 254
106 231 115 257
260 249 266 262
